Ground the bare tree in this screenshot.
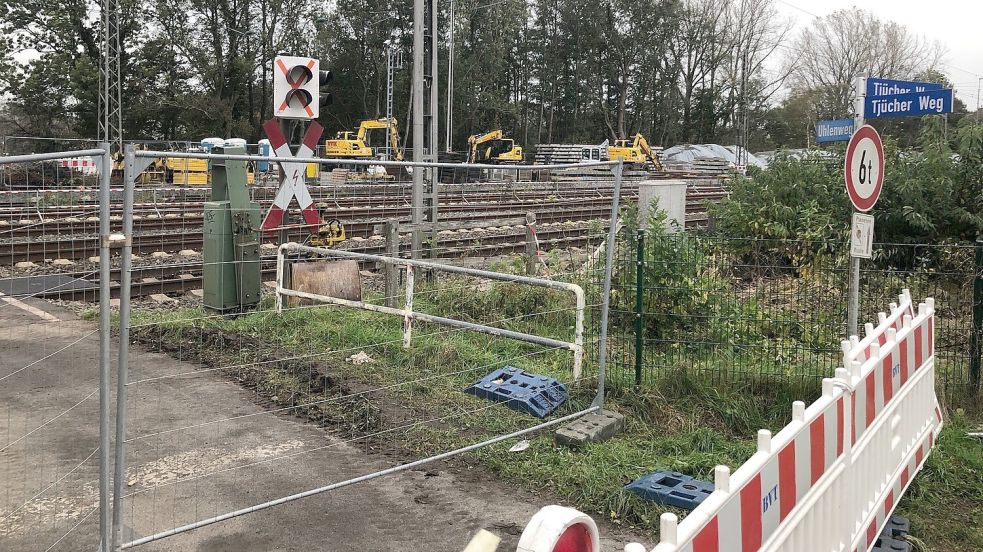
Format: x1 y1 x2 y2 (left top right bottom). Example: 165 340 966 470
789 8 945 116
725 0 793 161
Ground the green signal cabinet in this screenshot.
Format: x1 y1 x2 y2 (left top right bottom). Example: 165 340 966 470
203 146 262 313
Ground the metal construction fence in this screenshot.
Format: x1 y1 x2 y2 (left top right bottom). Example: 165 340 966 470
0 146 114 551
604 227 982 406
0 143 631 550
107 150 624 549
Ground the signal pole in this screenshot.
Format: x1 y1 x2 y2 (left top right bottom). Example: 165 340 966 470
445 0 455 153
412 0 425 258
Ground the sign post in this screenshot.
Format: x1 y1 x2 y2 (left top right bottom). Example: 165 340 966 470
844 110 884 336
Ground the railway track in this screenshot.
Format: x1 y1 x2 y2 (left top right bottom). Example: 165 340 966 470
10 223 604 301
0 187 725 265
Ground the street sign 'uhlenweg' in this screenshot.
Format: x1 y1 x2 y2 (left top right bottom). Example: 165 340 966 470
866 77 943 97
864 88 953 119
816 119 854 143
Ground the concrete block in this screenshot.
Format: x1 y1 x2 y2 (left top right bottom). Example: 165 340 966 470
149 293 177 304
177 249 199 257
14 261 37 269
188 289 204 297
639 179 687 232
555 409 625 446
151 251 172 258
51 258 75 266
88 256 101 263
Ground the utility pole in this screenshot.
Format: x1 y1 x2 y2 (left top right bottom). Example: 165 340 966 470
412 0 440 259
976 77 981 123
411 0 425 258
426 0 439 253
445 0 455 153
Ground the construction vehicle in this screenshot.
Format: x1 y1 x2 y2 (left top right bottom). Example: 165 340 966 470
467 130 523 164
607 133 663 170
324 118 403 161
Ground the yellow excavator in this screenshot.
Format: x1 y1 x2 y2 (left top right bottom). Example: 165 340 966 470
467 130 523 164
324 118 404 161
607 133 663 170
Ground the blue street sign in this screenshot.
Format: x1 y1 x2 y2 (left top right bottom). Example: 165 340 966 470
864 88 953 119
866 78 943 97
816 119 855 143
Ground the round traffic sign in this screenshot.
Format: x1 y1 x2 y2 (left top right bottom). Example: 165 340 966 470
844 125 884 212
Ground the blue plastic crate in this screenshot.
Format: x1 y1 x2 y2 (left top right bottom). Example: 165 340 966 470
625 471 714 511
464 366 567 418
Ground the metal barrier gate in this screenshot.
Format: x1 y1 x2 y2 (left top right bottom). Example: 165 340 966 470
517 289 942 552
107 149 626 549
0 146 115 551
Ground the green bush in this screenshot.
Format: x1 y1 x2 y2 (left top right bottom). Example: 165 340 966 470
711 121 983 264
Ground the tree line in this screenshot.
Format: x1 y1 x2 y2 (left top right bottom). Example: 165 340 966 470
0 0 970 152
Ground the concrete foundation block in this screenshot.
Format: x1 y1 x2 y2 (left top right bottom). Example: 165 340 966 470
638 179 687 231
555 409 625 446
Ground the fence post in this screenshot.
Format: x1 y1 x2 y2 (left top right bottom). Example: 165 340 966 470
111 145 137 550
594 160 624 409
403 264 415 348
524 212 538 275
634 229 645 388
385 219 399 308
971 239 983 389
97 142 112 552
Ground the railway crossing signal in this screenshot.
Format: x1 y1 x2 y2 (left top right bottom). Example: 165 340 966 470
260 119 324 232
273 55 328 120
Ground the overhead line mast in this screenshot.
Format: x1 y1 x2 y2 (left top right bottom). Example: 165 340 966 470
98 0 123 152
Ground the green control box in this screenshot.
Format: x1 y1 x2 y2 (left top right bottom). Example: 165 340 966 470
202 146 261 313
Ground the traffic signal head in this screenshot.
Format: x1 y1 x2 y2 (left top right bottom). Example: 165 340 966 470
273 55 321 120
319 70 333 108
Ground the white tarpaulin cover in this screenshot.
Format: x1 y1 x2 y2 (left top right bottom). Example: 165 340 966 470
662 144 766 169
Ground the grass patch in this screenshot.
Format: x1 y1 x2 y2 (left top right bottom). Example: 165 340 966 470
130 274 982 549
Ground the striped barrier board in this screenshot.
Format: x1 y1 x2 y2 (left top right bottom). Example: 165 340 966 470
57 157 99 173
519 290 941 552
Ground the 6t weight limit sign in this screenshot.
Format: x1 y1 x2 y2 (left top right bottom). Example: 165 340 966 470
844 125 884 212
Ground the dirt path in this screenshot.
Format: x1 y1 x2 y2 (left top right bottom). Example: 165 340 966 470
0 300 650 551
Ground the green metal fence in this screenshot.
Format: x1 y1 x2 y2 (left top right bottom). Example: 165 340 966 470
604 229 982 407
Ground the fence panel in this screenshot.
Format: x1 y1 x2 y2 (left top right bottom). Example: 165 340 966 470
607 229 980 405
0 147 113 551
110 150 625 549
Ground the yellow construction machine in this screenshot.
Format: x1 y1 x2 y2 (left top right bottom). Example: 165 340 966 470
467 130 523 164
324 118 404 161
607 133 663 170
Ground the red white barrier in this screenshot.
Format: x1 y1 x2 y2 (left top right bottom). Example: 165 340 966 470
57 157 99 174
519 290 941 552
517 505 600 552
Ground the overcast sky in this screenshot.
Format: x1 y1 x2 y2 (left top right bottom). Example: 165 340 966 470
775 0 983 109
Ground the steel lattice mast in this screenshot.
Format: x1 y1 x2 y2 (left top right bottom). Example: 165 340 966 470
98 0 122 151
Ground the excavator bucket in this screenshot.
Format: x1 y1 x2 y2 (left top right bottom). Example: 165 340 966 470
287 260 362 307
